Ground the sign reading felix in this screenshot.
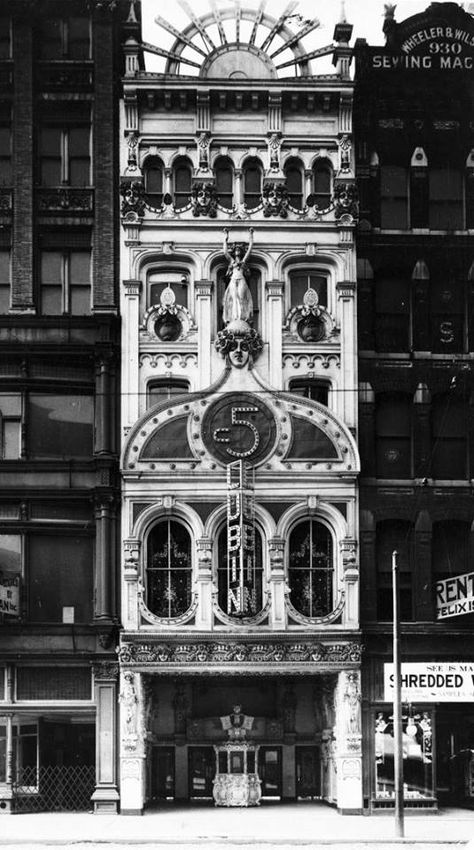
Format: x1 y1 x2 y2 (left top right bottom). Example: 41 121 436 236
384 662 474 702
436 571 474 620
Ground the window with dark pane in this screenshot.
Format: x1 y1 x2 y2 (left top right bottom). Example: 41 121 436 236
289 272 327 309
0 249 10 314
312 162 331 210
39 107 91 187
173 157 192 209
147 521 192 618
376 520 413 621
40 249 91 315
0 16 10 59
243 158 262 209
429 168 463 230
28 535 93 622
431 394 467 479
217 526 263 617
288 379 329 406
430 278 464 353
147 379 189 408
0 392 21 459
375 276 410 352
149 278 188 310
38 16 90 59
288 520 333 618
215 156 233 209
375 394 411 479
284 159 303 210
380 166 409 229
0 105 12 186
28 394 93 458
144 157 164 207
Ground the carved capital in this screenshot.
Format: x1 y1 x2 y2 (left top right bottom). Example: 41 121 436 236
92 661 119 681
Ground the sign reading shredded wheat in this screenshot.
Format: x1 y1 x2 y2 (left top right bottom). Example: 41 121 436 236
436 571 474 619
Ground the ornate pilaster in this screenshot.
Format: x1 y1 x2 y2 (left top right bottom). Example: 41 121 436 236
336 281 357 430
195 537 212 629
91 662 119 813
123 539 141 630
195 280 213 387
334 670 363 813
268 536 286 629
94 494 117 621
265 281 284 388
122 279 141 426
340 539 359 627
119 671 146 815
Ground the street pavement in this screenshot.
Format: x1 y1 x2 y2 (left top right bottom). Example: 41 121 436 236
0 802 473 848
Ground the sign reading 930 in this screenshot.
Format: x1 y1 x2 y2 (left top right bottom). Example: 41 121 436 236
201 393 277 466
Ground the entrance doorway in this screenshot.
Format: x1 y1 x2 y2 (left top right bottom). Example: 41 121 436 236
258 746 281 798
188 746 215 798
296 746 321 799
151 746 175 800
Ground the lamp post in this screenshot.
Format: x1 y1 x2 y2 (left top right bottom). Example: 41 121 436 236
392 549 404 837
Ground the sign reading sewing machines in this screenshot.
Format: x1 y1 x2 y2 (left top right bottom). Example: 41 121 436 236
226 460 256 616
436 571 474 619
384 663 474 702
0 571 20 618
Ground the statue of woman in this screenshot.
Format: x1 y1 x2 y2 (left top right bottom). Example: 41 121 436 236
222 228 254 324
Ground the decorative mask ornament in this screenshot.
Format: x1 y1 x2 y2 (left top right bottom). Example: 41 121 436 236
215 319 263 368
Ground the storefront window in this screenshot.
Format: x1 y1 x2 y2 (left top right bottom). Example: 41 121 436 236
375 709 433 800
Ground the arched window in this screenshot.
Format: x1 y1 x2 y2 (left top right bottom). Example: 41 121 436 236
289 270 327 309
243 157 262 209
144 157 164 207
214 156 233 209
284 158 303 210
375 393 412 479
147 379 189 408
217 526 263 617
380 165 409 229
429 167 463 230
173 157 192 209
375 275 410 352
431 393 468 479
146 520 192 618
376 520 413 620
312 161 332 210
288 520 334 617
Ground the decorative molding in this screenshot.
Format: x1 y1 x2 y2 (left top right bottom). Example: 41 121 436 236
92 662 119 681
282 353 340 371
285 589 346 626
118 639 362 669
139 590 199 627
36 188 93 215
139 352 198 370
0 190 12 214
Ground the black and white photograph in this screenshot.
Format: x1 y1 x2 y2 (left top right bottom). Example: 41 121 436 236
0 1 474 847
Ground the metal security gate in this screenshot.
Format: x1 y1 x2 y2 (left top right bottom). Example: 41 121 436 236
13 765 95 812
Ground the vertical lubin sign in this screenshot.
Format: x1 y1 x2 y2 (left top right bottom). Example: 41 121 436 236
227 460 256 615
0 571 20 618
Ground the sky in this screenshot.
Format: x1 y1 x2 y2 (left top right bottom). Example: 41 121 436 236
139 0 474 74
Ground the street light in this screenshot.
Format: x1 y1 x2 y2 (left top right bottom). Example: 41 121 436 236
392 549 405 837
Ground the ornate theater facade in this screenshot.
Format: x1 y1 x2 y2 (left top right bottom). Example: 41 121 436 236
117 1 361 814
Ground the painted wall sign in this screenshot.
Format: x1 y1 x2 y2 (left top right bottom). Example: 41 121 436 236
436 571 474 620
0 571 20 618
384 662 474 702
369 21 474 70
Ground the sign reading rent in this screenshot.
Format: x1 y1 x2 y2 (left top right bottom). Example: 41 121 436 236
384 663 474 702
436 571 474 619
0 571 20 618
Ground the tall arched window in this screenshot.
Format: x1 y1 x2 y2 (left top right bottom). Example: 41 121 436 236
214 156 233 209
217 526 263 617
173 157 192 209
375 393 412 479
376 520 413 620
288 520 334 617
312 161 332 210
144 156 164 207
431 393 468 479
284 158 303 210
146 520 192 618
243 157 262 209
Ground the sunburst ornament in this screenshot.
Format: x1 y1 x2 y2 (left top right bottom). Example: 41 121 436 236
143 0 339 79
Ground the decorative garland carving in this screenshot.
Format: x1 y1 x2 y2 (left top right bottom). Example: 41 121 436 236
285 588 345 626
92 661 119 680
282 353 340 370
118 639 362 666
139 352 197 370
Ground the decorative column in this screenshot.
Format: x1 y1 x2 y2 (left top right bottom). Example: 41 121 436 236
91 662 120 814
94 347 115 455
268 537 286 629
122 279 141 427
119 670 146 815
123 539 141 630
414 510 433 621
94 495 116 622
195 280 213 387
340 539 359 627
265 281 284 389
336 281 357 430
195 538 213 629
335 670 363 814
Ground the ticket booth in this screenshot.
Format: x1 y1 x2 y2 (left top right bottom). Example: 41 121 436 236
213 742 261 807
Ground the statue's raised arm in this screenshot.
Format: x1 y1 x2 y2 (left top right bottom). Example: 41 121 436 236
242 227 253 263
222 228 232 262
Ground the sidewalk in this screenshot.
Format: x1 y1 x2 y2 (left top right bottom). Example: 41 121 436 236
0 802 473 846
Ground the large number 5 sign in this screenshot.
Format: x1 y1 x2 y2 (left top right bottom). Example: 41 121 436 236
214 406 260 458
202 393 276 466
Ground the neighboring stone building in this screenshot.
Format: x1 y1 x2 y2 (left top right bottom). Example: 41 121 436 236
355 2 474 813
118 1 361 814
0 0 124 814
